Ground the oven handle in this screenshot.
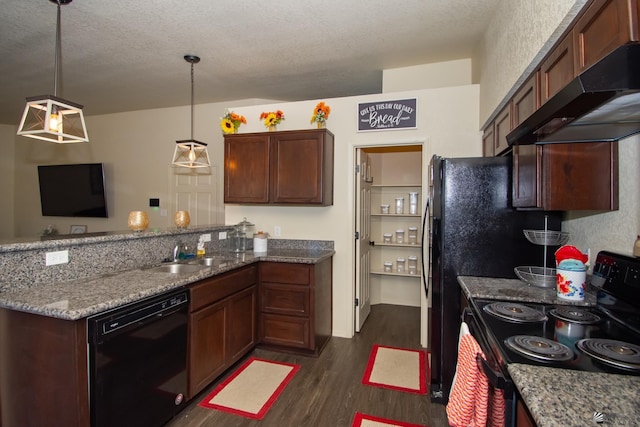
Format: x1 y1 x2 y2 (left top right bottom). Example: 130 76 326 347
463 307 513 394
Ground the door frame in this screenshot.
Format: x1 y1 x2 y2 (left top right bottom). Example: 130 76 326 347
351 139 430 346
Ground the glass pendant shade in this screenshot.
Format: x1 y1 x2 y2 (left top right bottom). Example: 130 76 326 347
172 54 210 168
172 139 210 168
17 95 88 143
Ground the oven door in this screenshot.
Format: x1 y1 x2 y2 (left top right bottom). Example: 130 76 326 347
463 307 516 427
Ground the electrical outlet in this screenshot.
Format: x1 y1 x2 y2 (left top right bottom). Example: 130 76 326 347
274 226 281 237
219 231 227 240
200 233 212 242
45 250 69 266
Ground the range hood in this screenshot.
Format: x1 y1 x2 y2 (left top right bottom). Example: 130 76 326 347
507 43 640 146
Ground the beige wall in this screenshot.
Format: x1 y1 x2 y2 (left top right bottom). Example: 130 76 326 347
383 59 472 92
224 83 481 338
0 124 15 239
475 0 587 125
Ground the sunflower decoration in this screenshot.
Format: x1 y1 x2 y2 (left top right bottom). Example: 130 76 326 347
220 109 247 134
310 101 331 126
259 110 285 129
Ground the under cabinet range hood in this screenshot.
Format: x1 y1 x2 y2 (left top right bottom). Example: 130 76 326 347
507 43 640 146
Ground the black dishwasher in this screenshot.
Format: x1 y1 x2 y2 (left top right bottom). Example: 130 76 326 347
88 288 189 427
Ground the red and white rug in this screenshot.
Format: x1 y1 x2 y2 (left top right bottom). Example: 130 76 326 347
362 344 428 394
352 412 427 427
199 357 300 420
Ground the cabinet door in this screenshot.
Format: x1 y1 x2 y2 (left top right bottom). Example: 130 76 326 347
227 285 257 364
260 313 311 349
270 130 334 205
574 0 635 74
512 73 539 127
188 300 226 398
512 144 541 208
224 135 270 203
493 105 511 156
542 142 618 211
482 123 495 157
540 33 574 105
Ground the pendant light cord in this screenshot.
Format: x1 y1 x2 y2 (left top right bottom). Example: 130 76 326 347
190 60 195 140
54 0 62 97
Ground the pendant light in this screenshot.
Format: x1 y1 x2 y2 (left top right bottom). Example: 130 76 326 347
16 0 88 143
171 55 210 168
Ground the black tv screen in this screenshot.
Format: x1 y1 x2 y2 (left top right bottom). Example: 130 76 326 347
38 163 108 218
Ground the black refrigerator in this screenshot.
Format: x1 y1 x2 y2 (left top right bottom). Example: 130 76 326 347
427 155 560 403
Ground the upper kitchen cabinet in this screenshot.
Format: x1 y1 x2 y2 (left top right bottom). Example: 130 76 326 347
482 104 510 157
513 142 619 210
540 32 575 105
224 129 334 206
573 0 640 74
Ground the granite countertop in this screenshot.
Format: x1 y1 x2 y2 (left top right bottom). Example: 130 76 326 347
508 364 640 427
0 248 334 321
458 276 640 426
457 275 597 306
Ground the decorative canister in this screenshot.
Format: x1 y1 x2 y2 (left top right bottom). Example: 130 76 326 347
128 211 149 232
253 231 269 253
557 264 586 301
174 211 190 228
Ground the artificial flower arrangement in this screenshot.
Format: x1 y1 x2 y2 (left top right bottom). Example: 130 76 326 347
220 109 247 134
259 110 285 129
310 101 331 125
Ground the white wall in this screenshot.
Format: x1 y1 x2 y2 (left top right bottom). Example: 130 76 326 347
224 84 481 338
0 124 15 239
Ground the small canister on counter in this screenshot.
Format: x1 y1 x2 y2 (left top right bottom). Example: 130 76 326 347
253 231 269 253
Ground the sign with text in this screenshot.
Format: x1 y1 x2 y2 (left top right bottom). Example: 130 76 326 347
357 98 417 132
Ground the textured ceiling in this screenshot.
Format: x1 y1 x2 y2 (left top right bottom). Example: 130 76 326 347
0 0 501 125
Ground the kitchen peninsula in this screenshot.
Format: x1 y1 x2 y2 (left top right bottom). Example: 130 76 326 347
0 227 334 427
459 276 640 427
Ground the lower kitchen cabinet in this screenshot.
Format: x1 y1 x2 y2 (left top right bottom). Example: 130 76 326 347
188 265 257 398
258 258 332 356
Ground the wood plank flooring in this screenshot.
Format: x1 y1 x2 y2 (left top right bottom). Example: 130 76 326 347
167 304 449 427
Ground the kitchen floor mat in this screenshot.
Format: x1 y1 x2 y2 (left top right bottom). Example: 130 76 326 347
198 357 300 419
362 344 427 394
352 412 428 427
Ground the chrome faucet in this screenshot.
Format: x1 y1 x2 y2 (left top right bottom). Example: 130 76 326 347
173 242 183 262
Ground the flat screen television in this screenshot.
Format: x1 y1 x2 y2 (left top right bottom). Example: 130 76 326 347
38 163 109 218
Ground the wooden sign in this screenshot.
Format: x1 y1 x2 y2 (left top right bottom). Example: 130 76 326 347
357 98 417 131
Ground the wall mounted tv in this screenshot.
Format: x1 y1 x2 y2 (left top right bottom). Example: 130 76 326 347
38 163 109 218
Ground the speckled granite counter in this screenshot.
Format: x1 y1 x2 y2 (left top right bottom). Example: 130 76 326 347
509 364 640 426
457 275 597 306
458 276 640 426
0 247 334 321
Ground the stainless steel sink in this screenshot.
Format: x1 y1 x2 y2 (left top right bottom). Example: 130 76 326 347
148 263 207 274
188 256 232 267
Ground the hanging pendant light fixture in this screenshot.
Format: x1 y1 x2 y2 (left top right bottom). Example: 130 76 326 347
16 0 88 144
171 55 210 168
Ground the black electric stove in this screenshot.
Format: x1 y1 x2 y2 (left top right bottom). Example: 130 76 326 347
464 251 640 426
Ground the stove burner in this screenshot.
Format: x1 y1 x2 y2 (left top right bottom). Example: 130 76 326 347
577 339 640 371
549 307 601 324
505 335 574 362
483 302 548 323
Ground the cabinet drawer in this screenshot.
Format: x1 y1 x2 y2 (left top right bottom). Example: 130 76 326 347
260 283 310 316
260 262 310 285
260 313 310 349
190 265 257 312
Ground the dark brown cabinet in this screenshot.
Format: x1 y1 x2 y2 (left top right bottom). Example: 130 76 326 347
224 129 334 205
482 123 495 157
574 0 639 74
259 258 332 356
188 265 257 398
513 142 619 210
540 32 575 105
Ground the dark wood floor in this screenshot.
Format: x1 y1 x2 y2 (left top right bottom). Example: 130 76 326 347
167 304 449 427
